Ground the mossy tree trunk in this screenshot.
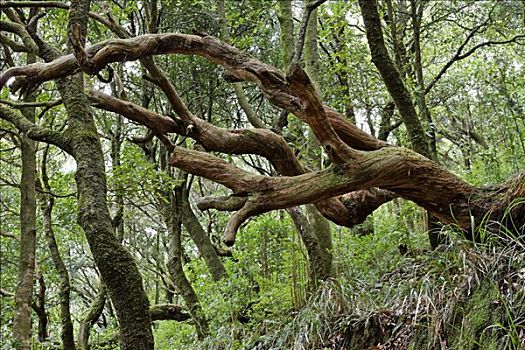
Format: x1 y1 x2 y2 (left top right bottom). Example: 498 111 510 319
13 51 37 350
64 1 154 348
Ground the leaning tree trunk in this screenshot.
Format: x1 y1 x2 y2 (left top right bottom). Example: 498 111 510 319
162 182 209 339
181 193 227 281
359 0 446 248
77 284 106 350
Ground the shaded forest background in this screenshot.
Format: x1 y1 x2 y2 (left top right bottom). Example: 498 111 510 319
0 0 524 349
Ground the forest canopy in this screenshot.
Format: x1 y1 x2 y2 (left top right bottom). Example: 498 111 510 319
0 0 524 349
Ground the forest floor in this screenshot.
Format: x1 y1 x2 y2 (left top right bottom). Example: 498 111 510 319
249 227 525 350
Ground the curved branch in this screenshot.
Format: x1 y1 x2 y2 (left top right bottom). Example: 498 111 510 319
0 30 397 234
0 32 387 151
0 104 71 152
425 34 525 94
0 1 116 30
171 146 484 245
0 20 39 54
0 99 62 108
0 33 30 52
89 89 386 228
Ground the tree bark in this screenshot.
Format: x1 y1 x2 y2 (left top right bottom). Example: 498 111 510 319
162 182 209 339
38 146 76 350
13 51 37 350
65 1 154 348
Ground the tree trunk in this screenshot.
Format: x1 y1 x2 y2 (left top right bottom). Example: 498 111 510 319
163 183 209 339
304 1 334 280
358 0 431 159
181 193 227 281
217 0 266 129
13 52 37 350
39 146 76 350
63 1 154 348
78 284 106 350
287 207 331 287
33 271 48 343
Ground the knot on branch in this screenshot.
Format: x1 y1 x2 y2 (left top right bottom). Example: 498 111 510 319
95 66 114 83
186 124 195 134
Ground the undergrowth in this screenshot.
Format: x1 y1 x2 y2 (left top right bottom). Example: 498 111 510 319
153 209 525 350
252 229 525 350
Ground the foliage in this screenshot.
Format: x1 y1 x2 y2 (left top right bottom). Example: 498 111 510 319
0 0 523 349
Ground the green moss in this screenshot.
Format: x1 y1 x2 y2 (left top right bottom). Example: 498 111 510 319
450 281 501 350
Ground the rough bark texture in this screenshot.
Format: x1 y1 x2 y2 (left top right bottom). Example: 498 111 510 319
13 54 37 350
66 82 154 350
65 1 154 349
0 2 155 348
89 89 387 232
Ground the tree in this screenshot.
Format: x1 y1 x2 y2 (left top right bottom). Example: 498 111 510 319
0 0 524 348
1 0 154 348
2 0 524 249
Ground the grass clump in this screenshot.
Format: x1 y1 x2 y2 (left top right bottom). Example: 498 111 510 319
255 227 525 350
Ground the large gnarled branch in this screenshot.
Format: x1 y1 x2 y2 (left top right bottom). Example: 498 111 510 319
88 89 391 230
170 145 485 245
3 30 516 246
